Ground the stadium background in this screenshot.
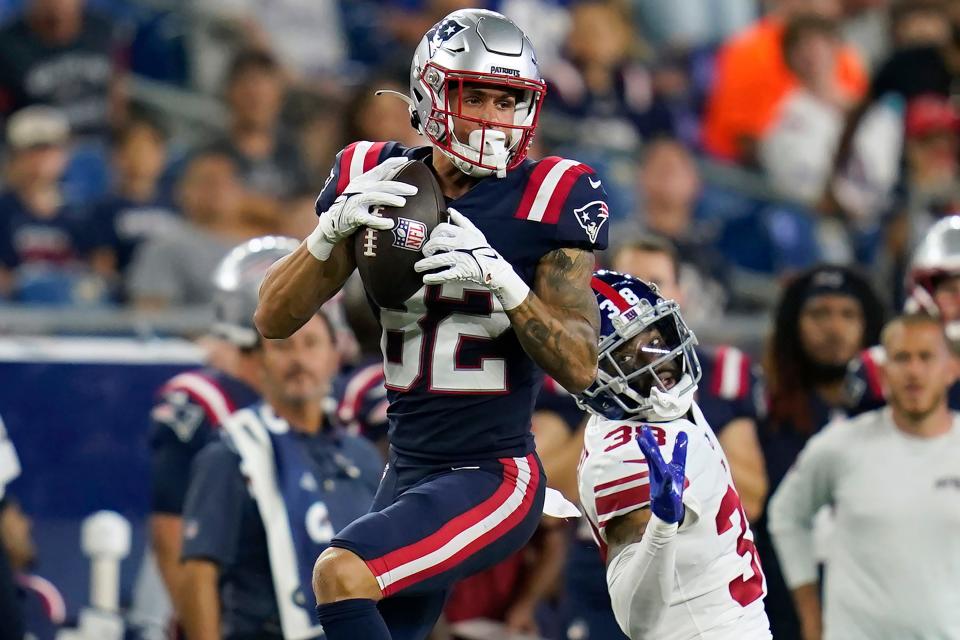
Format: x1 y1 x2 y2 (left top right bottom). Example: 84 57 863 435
0 0 954 637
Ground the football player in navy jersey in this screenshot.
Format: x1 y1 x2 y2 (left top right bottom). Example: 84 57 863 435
137 237 297 634
256 9 607 640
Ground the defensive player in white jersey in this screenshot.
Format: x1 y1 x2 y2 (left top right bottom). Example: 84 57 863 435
576 270 772 639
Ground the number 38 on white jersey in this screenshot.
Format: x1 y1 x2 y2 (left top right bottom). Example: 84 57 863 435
577 404 771 640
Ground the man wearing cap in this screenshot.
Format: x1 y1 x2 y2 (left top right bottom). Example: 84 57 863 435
177 239 381 640
754 265 886 640
0 105 105 302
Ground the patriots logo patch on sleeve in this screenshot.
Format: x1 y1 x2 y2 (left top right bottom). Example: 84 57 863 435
574 200 610 244
427 18 467 52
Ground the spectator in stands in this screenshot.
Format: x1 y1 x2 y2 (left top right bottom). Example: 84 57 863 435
206 50 315 236
541 0 674 154
0 0 127 142
631 0 755 50
344 77 423 149
769 313 960 640
889 0 952 50
615 137 727 325
759 16 852 205
755 264 885 640
86 110 178 296
828 0 960 211
180 310 381 640
702 0 866 163
0 498 65 640
878 95 960 300
0 106 101 303
126 149 260 308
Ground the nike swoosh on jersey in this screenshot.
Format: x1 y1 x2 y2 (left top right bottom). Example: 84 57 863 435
588 177 602 189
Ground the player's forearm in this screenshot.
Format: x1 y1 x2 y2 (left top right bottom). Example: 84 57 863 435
792 583 823 640
255 241 354 339
150 515 185 618
607 516 678 639
507 296 599 392
180 560 221 640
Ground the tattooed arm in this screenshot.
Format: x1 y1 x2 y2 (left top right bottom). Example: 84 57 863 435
506 248 600 393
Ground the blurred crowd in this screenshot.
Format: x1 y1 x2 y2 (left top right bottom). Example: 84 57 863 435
3 0 960 639
1 0 958 319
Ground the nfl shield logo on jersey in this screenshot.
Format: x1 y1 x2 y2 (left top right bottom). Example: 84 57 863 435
393 218 428 252
574 200 610 244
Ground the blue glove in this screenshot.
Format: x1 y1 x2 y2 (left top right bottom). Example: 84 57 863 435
636 427 688 525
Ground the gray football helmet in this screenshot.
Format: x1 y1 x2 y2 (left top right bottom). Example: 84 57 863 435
211 236 300 348
906 215 960 341
408 9 545 178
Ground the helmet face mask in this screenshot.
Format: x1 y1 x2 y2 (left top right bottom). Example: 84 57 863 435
579 271 701 422
410 10 546 178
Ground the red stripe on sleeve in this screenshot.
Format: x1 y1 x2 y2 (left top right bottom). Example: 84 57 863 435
541 164 592 224
363 141 388 173
596 484 651 521
514 156 563 220
594 470 649 493
336 143 361 195
862 351 884 400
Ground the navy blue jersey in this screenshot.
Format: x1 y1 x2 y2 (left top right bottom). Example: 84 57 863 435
86 194 179 273
148 368 259 515
317 141 610 460
695 345 764 433
181 413 382 638
0 191 89 269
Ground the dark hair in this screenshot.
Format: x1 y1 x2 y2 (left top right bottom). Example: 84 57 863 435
611 235 681 285
344 75 409 143
225 49 281 87
880 312 946 349
782 14 839 72
111 105 167 147
764 264 886 435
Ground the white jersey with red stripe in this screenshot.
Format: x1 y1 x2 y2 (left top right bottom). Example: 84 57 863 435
316 141 610 461
577 403 771 639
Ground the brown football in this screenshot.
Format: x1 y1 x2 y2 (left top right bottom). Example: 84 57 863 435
353 160 448 309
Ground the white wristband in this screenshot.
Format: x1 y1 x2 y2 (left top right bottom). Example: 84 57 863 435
492 268 531 311
306 222 335 262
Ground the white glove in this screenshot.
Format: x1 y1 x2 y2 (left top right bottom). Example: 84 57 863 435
414 208 530 310
307 157 417 261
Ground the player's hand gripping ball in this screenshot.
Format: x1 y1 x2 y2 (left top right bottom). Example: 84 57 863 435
352 160 448 309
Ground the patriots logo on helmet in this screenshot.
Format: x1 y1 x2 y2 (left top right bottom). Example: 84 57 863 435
392 218 428 252
574 200 610 244
427 18 467 53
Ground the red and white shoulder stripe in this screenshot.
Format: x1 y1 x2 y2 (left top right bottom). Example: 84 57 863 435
18 574 66 625
160 371 236 427
338 363 386 424
336 141 389 195
515 156 594 224
711 346 751 401
593 465 651 528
